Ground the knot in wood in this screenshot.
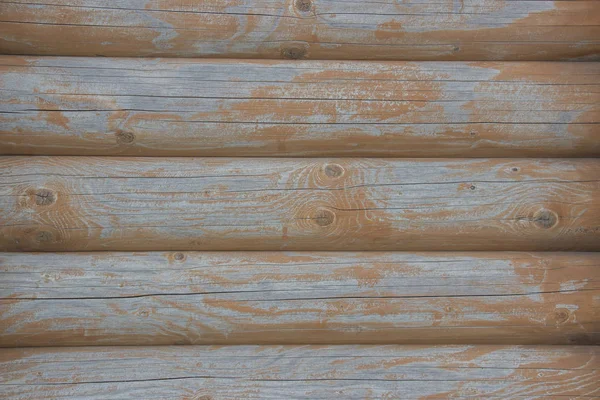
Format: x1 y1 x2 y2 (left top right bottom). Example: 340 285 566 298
314 209 335 226
554 308 570 324
115 130 135 144
324 163 344 178
533 209 558 229
281 45 307 60
35 231 53 243
295 0 312 12
173 252 186 261
34 188 56 206
138 309 150 317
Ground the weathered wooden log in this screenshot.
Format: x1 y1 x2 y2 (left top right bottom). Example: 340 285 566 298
1 345 598 399
1 157 599 252
1 252 598 346
1 0 599 61
1 57 598 157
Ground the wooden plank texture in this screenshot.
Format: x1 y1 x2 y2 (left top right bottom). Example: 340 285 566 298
1 345 598 399
1 57 599 157
1 1 599 61
1 157 599 252
1 252 598 346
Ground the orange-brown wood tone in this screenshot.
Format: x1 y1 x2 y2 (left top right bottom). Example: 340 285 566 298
1 0 599 60
1 1 598 398
1 57 598 157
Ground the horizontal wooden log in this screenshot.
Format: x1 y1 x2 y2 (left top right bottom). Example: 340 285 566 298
1 157 599 251
1 345 598 399
1 157 599 252
1 1 599 61
1 57 599 157
1 252 598 346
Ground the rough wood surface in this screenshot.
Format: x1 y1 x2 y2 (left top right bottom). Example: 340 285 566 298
1 57 599 157
1 345 598 399
1 252 598 346
1 157 599 252
1 0 599 61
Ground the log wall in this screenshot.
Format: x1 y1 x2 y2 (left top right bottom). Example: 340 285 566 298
1 1 598 398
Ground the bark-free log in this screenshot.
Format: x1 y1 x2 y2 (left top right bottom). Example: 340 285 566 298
1 0 599 60
1 157 599 252
1 57 598 157
1 345 598 399
1 252 598 346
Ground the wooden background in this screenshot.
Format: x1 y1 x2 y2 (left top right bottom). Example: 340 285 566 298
0 0 598 398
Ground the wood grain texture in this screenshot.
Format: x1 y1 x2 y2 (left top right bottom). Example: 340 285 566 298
1 252 598 346
1 56 599 157
0 156 600 251
1 0 599 61
1 345 598 399
1 157 599 252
